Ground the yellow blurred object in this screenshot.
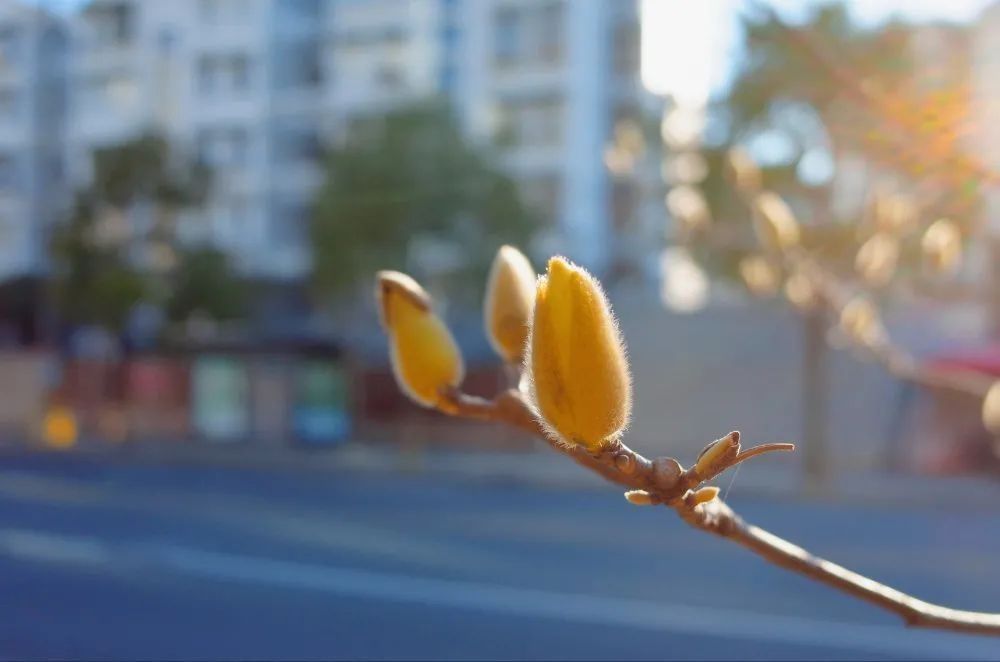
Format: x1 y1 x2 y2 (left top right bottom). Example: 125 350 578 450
921 218 962 275
43 405 78 450
839 297 886 350
484 245 536 364
528 257 632 451
784 271 818 311
983 381 1000 436
376 271 465 409
855 232 899 288
753 192 800 252
739 255 780 298
873 191 918 235
665 185 711 235
725 147 762 195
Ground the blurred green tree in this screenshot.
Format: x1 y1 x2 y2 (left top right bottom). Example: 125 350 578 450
166 248 247 324
52 134 244 335
311 101 537 302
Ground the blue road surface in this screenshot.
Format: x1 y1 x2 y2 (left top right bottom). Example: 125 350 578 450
0 452 998 660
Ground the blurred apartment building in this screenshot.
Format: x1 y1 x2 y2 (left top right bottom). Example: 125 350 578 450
0 3 65 285
54 0 654 285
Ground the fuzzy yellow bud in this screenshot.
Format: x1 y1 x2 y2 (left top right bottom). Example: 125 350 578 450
725 147 762 195
839 296 886 350
624 490 655 506
753 192 800 252
666 185 711 235
983 381 1000 436
855 232 899 288
484 246 536 364
691 486 720 506
784 271 818 311
528 257 632 451
921 218 962 275
376 271 464 409
739 255 780 298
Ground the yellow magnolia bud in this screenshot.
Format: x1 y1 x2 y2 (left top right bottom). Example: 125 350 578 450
839 296 886 350
484 246 536 364
784 271 818 311
376 271 464 409
753 192 800 252
691 486 720 506
528 257 632 451
855 232 899 288
695 432 740 478
725 147 762 195
921 218 962 275
739 255 780 298
983 381 1000 436
624 490 655 506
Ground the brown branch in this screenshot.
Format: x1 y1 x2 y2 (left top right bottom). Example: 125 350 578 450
441 386 1000 636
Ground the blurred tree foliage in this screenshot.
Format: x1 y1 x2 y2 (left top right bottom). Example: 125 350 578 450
52 135 244 334
166 248 247 324
696 2 974 275
311 101 537 303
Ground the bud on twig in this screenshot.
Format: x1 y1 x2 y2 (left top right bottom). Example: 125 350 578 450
376 271 465 409
690 486 720 506
784 270 818 311
666 185 711 236
839 296 887 350
753 192 800 252
855 232 899 288
739 255 780 298
624 490 655 506
725 147 762 195
528 257 632 451
484 246 536 364
921 218 962 276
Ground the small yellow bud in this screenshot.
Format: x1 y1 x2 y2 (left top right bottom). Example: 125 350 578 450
983 381 1000 436
695 432 740 478
872 191 917 236
855 232 899 288
691 486 720 506
624 490 655 506
376 271 464 409
753 192 800 252
484 245 536 364
665 185 711 235
839 296 886 350
921 218 962 275
739 255 780 298
784 271 818 311
725 147 762 195
528 257 632 451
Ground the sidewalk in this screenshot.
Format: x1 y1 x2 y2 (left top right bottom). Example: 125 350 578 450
5 437 999 511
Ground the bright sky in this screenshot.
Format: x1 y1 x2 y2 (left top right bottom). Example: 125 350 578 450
641 0 997 104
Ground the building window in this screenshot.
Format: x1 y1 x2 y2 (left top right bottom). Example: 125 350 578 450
88 2 134 47
497 95 564 147
198 54 252 97
198 127 250 168
273 40 323 91
493 2 564 68
0 27 21 71
271 120 322 165
268 197 309 249
613 21 639 75
0 89 18 122
0 153 20 191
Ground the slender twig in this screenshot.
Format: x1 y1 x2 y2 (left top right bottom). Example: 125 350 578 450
440 386 1000 636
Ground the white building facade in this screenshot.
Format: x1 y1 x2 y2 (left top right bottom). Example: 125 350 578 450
0 3 66 281
59 0 651 281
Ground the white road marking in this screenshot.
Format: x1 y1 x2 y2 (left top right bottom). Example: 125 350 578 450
1 527 997 659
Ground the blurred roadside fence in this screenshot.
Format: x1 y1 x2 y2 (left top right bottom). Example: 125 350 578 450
0 337 533 456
